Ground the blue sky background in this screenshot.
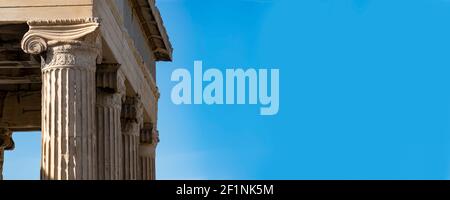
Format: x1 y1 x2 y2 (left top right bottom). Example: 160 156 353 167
4 0 450 180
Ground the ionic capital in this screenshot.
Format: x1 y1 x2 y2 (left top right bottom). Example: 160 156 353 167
97 64 125 94
122 96 143 122
140 123 159 147
21 18 102 64
121 95 144 135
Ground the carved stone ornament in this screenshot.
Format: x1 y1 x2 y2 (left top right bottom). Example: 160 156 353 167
151 129 160 147
0 129 14 151
21 18 102 63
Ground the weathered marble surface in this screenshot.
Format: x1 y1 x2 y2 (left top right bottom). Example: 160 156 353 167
0 0 171 180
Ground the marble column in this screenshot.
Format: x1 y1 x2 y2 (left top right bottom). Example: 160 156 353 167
121 96 143 180
138 123 159 180
0 129 14 180
21 18 102 180
96 64 125 180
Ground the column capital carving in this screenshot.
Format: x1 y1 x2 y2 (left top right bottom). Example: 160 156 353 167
121 95 144 135
21 18 102 64
140 123 160 147
151 130 160 148
97 64 124 94
96 92 122 110
0 129 14 151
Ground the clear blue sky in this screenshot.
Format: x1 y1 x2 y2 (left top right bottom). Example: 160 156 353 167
4 0 450 180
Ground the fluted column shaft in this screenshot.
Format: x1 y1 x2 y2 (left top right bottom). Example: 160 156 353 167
138 123 159 180
96 65 125 180
96 92 122 180
21 18 101 180
139 144 156 180
122 124 139 180
40 44 98 180
121 96 143 180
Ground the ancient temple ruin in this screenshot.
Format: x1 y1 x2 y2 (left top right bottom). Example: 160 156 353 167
0 0 172 180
